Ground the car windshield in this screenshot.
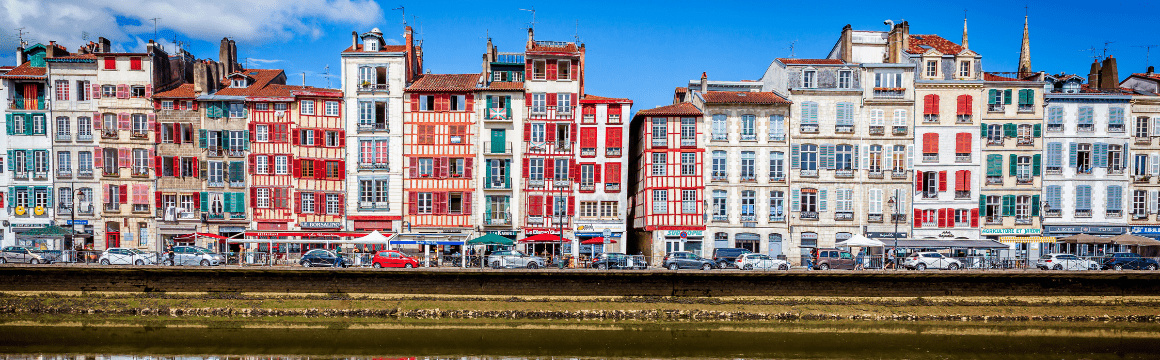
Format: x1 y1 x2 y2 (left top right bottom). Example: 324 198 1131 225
126 249 143 255
752 254 770 260
194 248 212 254
513 251 527 257
925 253 943 258
1060 255 1079 260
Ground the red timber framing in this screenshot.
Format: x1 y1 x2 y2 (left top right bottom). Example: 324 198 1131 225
632 104 705 231
249 99 295 227
403 74 477 229
290 90 346 229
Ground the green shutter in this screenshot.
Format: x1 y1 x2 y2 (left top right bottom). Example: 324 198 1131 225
505 96 512 118
485 95 493 118
6 187 12 209
1032 154 1041 176
24 150 33 172
218 131 226 149
223 192 234 211
45 186 52 208
5 150 11 172
1032 123 1041 137
229 161 244 182
1002 195 1014 216
242 130 250 151
987 154 1002 176
1031 195 1040 216
23 115 33 135
1009 154 1017 177
981 122 988 137
201 192 209 212
5 114 12 135
198 129 208 148
1004 123 1016 138
979 194 987 216
988 90 999 105
1003 89 1013 105
26 187 34 208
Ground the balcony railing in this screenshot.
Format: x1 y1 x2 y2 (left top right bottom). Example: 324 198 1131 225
957 114 972 123
33 171 47 180
988 104 1004 113
358 201 390 210
892 126 908 135
208 180 224 188
868 214 883 223
77 133 93 141
891 170 908 179
552 179 571 188
740 215 756 222
770 175 786 182
1046 167 1062 175
206 213 225 220
1109 124 1125 133
55 133 71 141
922 154 938 163
869 126 885 135
955 154 971 163
986 216 1002 225
986 176 1003 185
712 133 728 141
835 211 853 221
891 214 908 223
229 180 245 188
652 138 667 147
1107 210 1123 218
873 88 905 99
77 169 93 178
227 149 245 157
606 148 622 157
1133 211 1149 220
1078 125 1095 132
486 177 512 189
76 204 94 215
1017 137 1034 146
1018 104 1035 113
485 141 513 155
8 100 46 110
579 183 595 192
104 203 120 212
835 169 853 178
580 148 596 157
768 133 786 142
1135 174 1152 183
955 190 971 199
485 107 513 121
131 130 148 139
1015 217 1034 225
800 169 818 177
1075 209 1092 218
485 210 511 226
526 105 574 120
800 124 819 133
358 84 390 92
605 183 620 192
207 148 223 157
357 162 390 170
987 138 1004 146
56 169 72 178
708 214 727 223
1109 167 1125 175
357 123 388 132
740 175 756 182
922 191 938 199
799 211 818 220
526 217 544 226
868 170 884 179
768 215 785 223
711 173 727 181
1045 209 1062 218
923 114 939 123
101 130 118 139
1137 136 1153 145
525 141 572 154
1016 176 1033 185
835 125 854 133
526 179 545 188
682 138 697 147
230 212 246 220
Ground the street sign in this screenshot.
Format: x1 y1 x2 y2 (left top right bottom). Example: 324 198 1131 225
602 228 611 243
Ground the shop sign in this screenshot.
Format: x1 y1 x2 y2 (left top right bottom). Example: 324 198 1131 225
1131 226 1160 235
576 232 622 238
800 232 818 241
484 230 518 236
11 223 49 228
866 232 907 239
299 222 341 229
65 220 89 225
981 228 1042 235
1044 226 1127 235
665 230 703 237
525 229 564 235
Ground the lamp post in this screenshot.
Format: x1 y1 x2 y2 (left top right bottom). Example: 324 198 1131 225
888 195 900 271
1040 201 1051 253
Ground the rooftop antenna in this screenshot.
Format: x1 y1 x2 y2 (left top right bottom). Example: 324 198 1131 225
392 6 406 25
785 40 797 58
322 65 335 88
519 7 536 31
150 17 160 42
1134 45 1159 67
574 20 580 43
1102 41 1116 59
1080 47 1101 61
15 27 28 46
82 31 89 41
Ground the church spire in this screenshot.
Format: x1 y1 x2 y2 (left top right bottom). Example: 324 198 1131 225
962 13 968 49
1017 13 1032 76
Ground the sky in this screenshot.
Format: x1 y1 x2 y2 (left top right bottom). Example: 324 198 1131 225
3 0 1159 112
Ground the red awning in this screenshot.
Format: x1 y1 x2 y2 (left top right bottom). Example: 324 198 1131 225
520 234 566 243
244 231 371 238
580 237 617 245
174 232 229 240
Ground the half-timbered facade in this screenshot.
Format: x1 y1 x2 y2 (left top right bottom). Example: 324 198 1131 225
575 94 632 253
290 87 346 233
629 102 705 263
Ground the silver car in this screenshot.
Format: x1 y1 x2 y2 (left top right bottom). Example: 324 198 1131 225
487 250 546 269
904 252 962 270
163 246 225 266
1036 253 1098 271
0 246 48 264
99 247 156 265
736 253 790 271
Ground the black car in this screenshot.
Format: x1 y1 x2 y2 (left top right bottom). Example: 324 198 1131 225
1100 252 1159 270
591 253 648 270
712 248 753 268
663 251 716 270
299 249 347 268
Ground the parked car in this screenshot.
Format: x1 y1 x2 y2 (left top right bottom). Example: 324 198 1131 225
162 246 225 266
1100 252 1160 270
663 251 716 270
813 248 856 270
736 253 790 270
591 252 648 270
487 250 546 269
712 248 753 268
98 248 156 265
0 246 48 264
371 250 419 268
299 249 347 268
904 252 962 270
1037 253 1099 271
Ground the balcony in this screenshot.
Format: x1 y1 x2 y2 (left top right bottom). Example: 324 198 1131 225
711 173 727 181
207 148 223 157
101 129 118 139
768 133 786 142
579 183 595 192
988 104 1004 113
651 138 667 147
1109 167 1125 175
869 126 885 135
77 133 93 142
605 183 620 192
8 100 46 110
551 217 570 226
56 169 72 178
712 133 728 141
580 148 596 157
33 171 48 180
357 162 390 170
608 115 621 124
1045 209 1062 218
835 212 853 221
1135 174 1151 183
740 175 756 182
485 177 512 190
891 214 908 223
55 133 71 141
1133 211 1149 220
868 214 883 223
955 154 971 163
1078 125 1095 133
526 179 545 188
358 83 389 92
955 190 971 199
227 149 245 157
606 147 622 157
682 138 698 147
104 203 120 212
1015 216 1034 225
835 125 854 133
922 191 938 199
799 211 818 220
206 213 225 220
101 168 117 177
868 170 884 179
1046 167 1062 175
1106 210 1123 218
1047 124 1063 132
891 170 908 179
923 114 939 123
957 114 972 123
357 123 388 132
800 169 818 177
1018 104 1035 113
525 141 572 154
208 180 224 188
485 211 511 226
1109 124 1126 133
873 88 905 99
770 175 786 182
769 215 785 223
922 154 938 163
740 215 756 222
985 216 1002 225
131 130 148 140
357 201 390 210
892 126 908 135
1137 136 1153 145
132 168 149 177
1075 209 1092 218
800 124 819 133
986 176 1003 185
552 179 571 188
1016 176 1033 185
1017 137 1034 146
485 107 513 121
835 169 853 178
77 169 93 178
526 217 544 226
485 142 513 155
987 138 1004 146
526 105 574 120
229 180 245 188
229 212 246 220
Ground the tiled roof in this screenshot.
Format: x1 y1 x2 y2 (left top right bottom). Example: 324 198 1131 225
702 91 791 104
982 72 1037 82
46 53 96 62
406 74 479 92
213 69 285 96
0 62 46 78
1131 73 1160 81
674 87 687 94
481 81 523 91
634 102 702 117
528 42 579 53
581 94 632 103
907 34 966 55
152 84 197 99
777 58 846 65
341 44 409 53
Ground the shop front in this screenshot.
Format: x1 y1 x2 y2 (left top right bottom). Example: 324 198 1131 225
656 230 705 258
349 216 400 231
574 223 624 256
1044 225 1128 257
12 223 55 249
64 219 95 250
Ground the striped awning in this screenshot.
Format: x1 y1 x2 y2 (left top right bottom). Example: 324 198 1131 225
998 236 1057 243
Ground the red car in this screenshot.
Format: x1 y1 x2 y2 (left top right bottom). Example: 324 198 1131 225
371 250 419 268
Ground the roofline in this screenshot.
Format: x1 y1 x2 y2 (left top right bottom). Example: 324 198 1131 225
1045 93 1133 100
341 51 407 58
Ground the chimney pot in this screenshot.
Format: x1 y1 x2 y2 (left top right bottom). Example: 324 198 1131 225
352 31 358 49
1148 66 1155 75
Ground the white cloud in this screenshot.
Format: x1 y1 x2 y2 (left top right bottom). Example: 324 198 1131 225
0 0 382 54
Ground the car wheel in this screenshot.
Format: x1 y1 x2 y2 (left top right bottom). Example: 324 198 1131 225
0 258 6 264
819 263 830 270
162 259 173 266
668 263 679 271
405 263 414 268
372 263 382 268
1054 264 1063 271
491 261 501 269
1147 264 1158 271
598 263 607 270
134 260 143 266
742 264 753 271
1115 264 1124 271
200 260 210 266
100 259 110 265
948 263 959 270
527 262 539 270
300 260 310 268
701 263 713 271
29 259 39 265
915 263 926 271
779 264 789 271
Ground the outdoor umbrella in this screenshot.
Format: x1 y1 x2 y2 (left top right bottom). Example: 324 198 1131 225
580 237 617 245
521 234 566 243
466 233 515 246
834 234 884 247
1058 234 1111 244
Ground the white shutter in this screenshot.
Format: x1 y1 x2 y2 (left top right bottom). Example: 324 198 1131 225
885 146 894 170
1152 190 1159 214
1152 154 1160 176
862 144 870 170
905 145 914 169
1153 118 1160 136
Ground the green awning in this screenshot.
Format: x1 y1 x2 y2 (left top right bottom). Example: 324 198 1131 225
19 225 77 237
466 233 514 246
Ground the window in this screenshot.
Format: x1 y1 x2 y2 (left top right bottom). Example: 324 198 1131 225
868 188 883 215
802 70 816 88
1134 190 1147 216
712 190 727 218
987 124 1004 144
529 123 545 143
55 80 69 101
1109 107 1126 132
129 57 142 70
78 151 92 172
1047 107 1064 132
255 125 269 142
207 130 220 149
1109 144 1124 172
532 60 546 80
359 179 389 206
769 151 785 180
869 145 883 172
801 102 819 126
711 150 726 180
869 109 884 127
600 201 617 217
954 209 971 227
770 191 785 219
324 131 340 147
652 153 666 176
835 188 853 213
256 188 270 208
131 114 147 134
557 59 571 79
77 80 90 101
893 109 908 126
255 155 269 174
579 201 598 217
682 190 697 214
959 61 971 78
57 151 71 173
275 156 289 175
1016 156 1031 181
528 158 544 180
711 114 727 140
681 117 696 145
579 164 594 185
130 86 145 98
652 190 668 214
226 103 244 118
740 190 755 217
325 194 341 215
875 72 903 88
101 85 117 98
301 100 315 115
1075 185 1093 214
835 145 853 171
740 115 756 139
1017 124 1033 145
34 150 48 173
1137 117 1151 138
77 117 91 138
740 151 755 180
325 101 340 116
415 158 432 177
651 117 667 145
769 115 785 140
301 192 316 214
986 195 1001 221
801 144 818 171
554 158 569 180
553 196 567 217
681 152 695 176
1106 186 1123 213
799 189 817 213
1078 106 1094 132
56 116 70 139
531 93 546 114
925 60 938 77
180 158 194 177
838 70 851 88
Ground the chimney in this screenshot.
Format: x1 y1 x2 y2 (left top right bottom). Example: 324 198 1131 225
527 27 535 49
352 31 358 50
1088 60 1101 88
700 72 708 94
99 37 110 53
15 43 25 65
47 41 57 58
1148 66 1155 76
229 39 238 71
219 38 231 74
1099 55 1118 90
193 61 208 94
404 26 414 84
840 24 853 62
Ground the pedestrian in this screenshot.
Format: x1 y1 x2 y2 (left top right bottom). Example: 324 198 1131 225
886 248 896 269
167 244 175 266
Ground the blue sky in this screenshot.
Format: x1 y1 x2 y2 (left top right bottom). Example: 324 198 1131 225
4 0 1159 111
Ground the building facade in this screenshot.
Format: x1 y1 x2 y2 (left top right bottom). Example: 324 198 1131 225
1120 68 1160 241
289 87 347 234
476 41 524 241
980 73 1046 244
2 44 56 248
46 49 99 249
575 94 632 253
628 102 705 263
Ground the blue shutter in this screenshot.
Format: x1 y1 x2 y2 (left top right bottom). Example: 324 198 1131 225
852 145 859 170
242 130 250 151
1068 143 1077 168
1108 185 1121 211
791 188 800 210
24 150 33 172
45 186 52 208
1046 185 1061 209
818 189 827 212
1095 143 1108 168
790 144 800 169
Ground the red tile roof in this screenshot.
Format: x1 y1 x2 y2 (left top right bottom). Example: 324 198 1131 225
1131 73 1160 81
528 42 579 53
634 102 702 117
674 87 687 94
581 94 632 103
406 74 479 92
907 34 965 55
982 72 1039 82
341 44 409 53
0 62 46 78
702 91 791 104
46 53 96 61
481 81 523 91
777 58 846 65
152 84 197 99
213 69 285 96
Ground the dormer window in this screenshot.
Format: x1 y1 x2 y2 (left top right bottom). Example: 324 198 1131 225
926 60 939 78
231 79 248 88
959 61 971 78
838 70 852 88
802 69 816 88
366 40 378 52
1064 82 1080 93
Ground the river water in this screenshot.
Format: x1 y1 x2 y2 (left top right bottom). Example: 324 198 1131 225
1 323 1157 359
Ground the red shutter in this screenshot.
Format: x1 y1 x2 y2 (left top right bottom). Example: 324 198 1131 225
171 156 179 177
525 59 533 76
292 129 300 145
525 92 532 107
91 83 100 99
528 196 542 216
315 160 325 179
914 209 922 227
963 170 971 191
924 94 939 115
292 158 301 178
956 133 970 153
571 160 579 182
580 127 596 148
154 156 162 173
546 195 554 216
119 185 128 204
915 171 923 191
570 122 577 143
522 158 530 178
570 93 577 110
523 123 532 142
92 113 101 129
938 170 947 191
94 147 103 168
567 196 575 216
606 127 622 148
438 157 450 178
465 94 474 112
546 123 556 141
970 208 979 227
547 61 557 81
295 191 303 214
547 93 557 107
462 192 472 215
248 154 256 174
192 192 201 209
155 191 162 209
544 158 555 179
940 209 950 228
338 130 346 148
463 157 473 178
571 59 578 81
250 189 258 208
408 157 417 178
337 194 344 214
314 130 323 148
593 164 602 183
410 93 419 111
191 158 198 176
145 84 152 98
607 163 621 185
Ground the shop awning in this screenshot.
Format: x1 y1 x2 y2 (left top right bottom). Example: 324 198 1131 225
998 236 1057 243
244 231 371 238
18 225 76 238
466 233 515 246
580 237 617 245
1108 233 1160 246
174 232 229 240
521 234 567 243
1058 234 1112 244
890 240 1009 249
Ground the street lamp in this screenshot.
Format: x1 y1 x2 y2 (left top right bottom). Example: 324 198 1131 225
888 195 900 270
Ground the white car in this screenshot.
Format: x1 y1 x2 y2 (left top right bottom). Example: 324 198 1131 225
735 253 790 270
1036 253 1099 271
904 252 962 270
98 247 156 265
